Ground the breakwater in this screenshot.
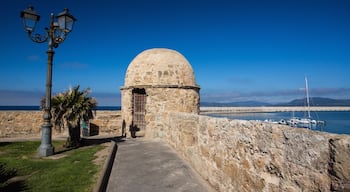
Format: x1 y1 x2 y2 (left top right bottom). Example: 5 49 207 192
200 106 350 114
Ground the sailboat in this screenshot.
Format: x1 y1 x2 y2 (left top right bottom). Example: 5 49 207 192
290 77 325 129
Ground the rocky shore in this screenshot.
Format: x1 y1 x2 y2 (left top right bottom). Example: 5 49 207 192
200 106 350 114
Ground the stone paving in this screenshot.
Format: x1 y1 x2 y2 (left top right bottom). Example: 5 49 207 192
106 139 214 192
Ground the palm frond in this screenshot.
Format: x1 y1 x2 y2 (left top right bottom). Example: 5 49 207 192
41 85 98 129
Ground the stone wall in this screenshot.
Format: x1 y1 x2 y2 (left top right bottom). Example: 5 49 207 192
0 111 42 137
2 110 350 191
160 112 350 192
121 86 199 138
0 111 122 138
90 111 123 136
145 87 199 138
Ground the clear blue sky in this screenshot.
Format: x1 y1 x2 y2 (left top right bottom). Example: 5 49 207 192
1 0 349 106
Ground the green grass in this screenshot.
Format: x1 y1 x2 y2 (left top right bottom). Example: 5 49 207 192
0 140 105 192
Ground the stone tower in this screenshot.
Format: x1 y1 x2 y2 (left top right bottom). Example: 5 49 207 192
121 48 200 138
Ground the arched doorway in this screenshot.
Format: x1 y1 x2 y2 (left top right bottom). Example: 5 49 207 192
131 88 146 137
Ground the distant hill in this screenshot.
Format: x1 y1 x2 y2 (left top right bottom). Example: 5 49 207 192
278 97 350 106
200 101 271 107
201 97 350 107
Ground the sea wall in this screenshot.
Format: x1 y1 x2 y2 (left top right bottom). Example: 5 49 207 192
160 112 350 192
0 111 122 138
2 110 350 191
0 111 42 137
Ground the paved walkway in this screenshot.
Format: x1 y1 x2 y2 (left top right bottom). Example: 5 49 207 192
106 139 214 192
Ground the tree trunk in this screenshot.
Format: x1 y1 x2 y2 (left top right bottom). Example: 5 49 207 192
67 122 81 147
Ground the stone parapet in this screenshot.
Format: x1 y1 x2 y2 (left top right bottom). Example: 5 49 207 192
160 112 350 192
90 111 123 136
0 111 122 138
0 111 42 137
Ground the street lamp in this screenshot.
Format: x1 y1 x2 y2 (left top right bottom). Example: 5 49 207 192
20 6 76 157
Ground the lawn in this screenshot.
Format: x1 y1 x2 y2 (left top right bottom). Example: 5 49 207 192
0 140 106 192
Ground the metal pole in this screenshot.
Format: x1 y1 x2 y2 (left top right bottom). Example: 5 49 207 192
305 76 311 119
38 13 55 157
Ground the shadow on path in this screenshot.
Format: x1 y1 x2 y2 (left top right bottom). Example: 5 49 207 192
81 136 125 146
54 136 125 155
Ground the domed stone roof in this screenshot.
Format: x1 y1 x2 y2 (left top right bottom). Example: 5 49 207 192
124 48 197 87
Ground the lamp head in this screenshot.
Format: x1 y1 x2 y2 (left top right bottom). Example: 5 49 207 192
56 8 77 33
20 6 40 32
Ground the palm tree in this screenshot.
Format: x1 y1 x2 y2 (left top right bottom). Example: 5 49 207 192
41 85 98 147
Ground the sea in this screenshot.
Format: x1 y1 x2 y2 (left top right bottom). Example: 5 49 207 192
1 106 349 135
208 111 350 135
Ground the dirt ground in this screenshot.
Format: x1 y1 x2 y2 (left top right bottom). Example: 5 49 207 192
93 142 112 166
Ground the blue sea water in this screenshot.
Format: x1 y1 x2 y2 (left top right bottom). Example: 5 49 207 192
208 111 350 135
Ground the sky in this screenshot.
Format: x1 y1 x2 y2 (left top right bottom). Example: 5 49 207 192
0 0 350 106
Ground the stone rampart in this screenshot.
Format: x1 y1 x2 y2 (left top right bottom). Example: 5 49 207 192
0 111 43 137
160 112 350 192
2 110 350 191
0 111 122 138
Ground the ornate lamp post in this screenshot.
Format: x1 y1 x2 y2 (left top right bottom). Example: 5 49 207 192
20 6 76 157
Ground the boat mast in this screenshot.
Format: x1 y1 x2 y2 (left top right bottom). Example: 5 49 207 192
305 76 311 118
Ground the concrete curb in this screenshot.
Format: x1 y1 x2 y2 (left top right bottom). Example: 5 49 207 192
93 140 118 192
